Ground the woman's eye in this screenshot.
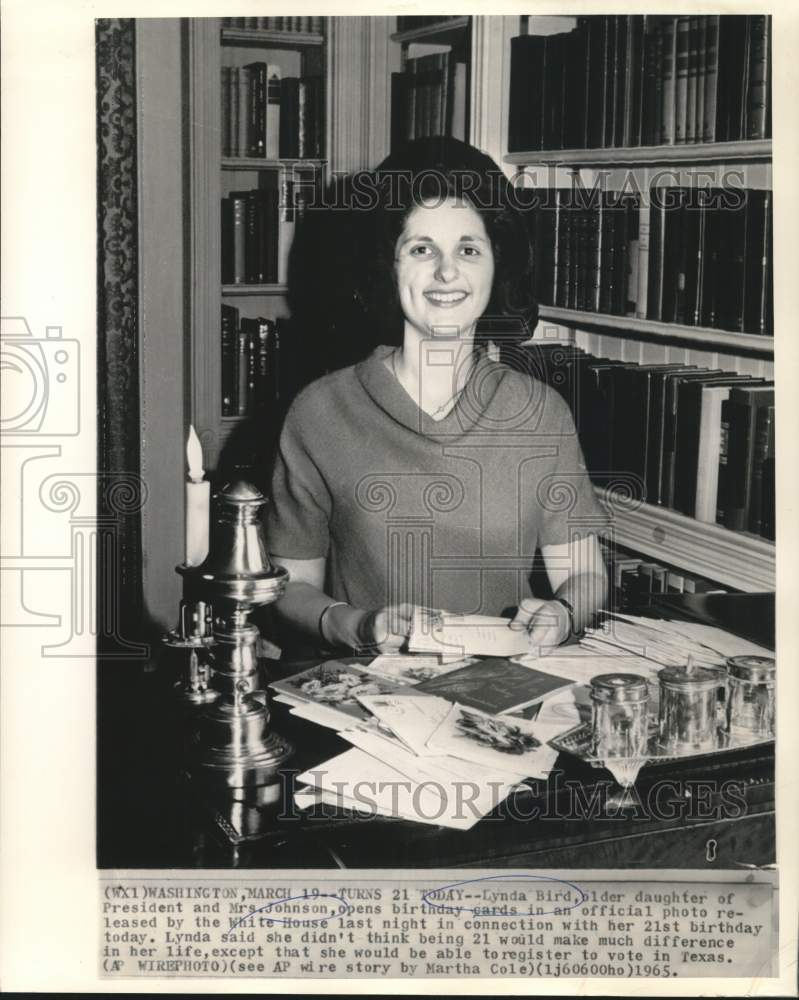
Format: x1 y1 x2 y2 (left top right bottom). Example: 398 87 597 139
460 244 481 256
409 244 434 257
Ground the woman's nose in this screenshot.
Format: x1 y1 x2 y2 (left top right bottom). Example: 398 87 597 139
434 253 458 283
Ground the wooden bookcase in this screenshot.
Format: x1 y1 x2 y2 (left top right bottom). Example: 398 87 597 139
502 15 775 592
186 18 329 472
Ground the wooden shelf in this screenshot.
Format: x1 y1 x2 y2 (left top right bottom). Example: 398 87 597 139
221 28 324 48
221 283 288 297
538 306 774 357
391 16 470 45
505 139 772 168
596 488 775 593
222 157 324 171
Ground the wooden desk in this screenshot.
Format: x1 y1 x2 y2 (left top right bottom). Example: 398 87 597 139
98 653 775 871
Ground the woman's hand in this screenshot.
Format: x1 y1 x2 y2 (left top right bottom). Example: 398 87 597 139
509 597 571 657
355 603 416 653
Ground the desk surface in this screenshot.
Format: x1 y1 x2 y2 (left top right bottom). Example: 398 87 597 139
98 596 776 870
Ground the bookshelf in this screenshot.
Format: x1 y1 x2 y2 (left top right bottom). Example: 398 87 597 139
506 14 775 592
505 138 772 167
389 15 473 150
187 19 329 470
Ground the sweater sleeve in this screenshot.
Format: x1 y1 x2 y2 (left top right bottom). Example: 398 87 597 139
538 389 610 548
264 401 332 560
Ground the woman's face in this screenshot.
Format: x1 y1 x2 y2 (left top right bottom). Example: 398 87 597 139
394 197 495 341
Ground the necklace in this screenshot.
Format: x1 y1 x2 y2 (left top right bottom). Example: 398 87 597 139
390 347 467 419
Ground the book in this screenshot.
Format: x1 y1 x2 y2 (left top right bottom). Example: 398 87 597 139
702 16 720 141
749 403 775 536
685 17 698 144
265 67 282 159
673 374 762 516
660 17 678 143
674 16 690 143
237 66 250 160
721 385 775 531
279 77 300 158
415 658 575 716
244 61 266 156
508 34 547 151
586 17 609 148
220 304 239 416
693 383 747 522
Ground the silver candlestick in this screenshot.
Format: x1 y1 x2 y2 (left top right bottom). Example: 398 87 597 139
175 480 293 843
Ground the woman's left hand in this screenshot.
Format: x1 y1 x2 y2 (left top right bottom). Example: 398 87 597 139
509 597 571 657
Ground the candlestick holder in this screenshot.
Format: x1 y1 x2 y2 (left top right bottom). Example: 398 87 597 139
163 598 218 707
173 480 293 844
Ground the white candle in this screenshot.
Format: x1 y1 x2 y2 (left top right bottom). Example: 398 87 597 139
185 425 210 566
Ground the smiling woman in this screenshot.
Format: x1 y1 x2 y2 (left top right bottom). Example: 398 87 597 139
265 137 609 658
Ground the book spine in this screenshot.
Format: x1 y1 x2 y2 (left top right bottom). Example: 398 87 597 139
685 17 699 144
586 18 608 149
220 306 238 417
231 196 246 284
661 17 677 143
244 192 263 283
248 64 265 157
237 330 248 416
674 17 690 144
257 319 276 411
265 68 281 160
238 67 250 161
229 67 240 157
221 66 230 156
278 176 294 285
246 329 258 414
604 16 618 148
652 23 664 146
694 17 707 144
703 16 720 141
635 200 650 318
748 404 774 535
641 21 657 145
746 15 770 139
279 78 299 159
646 195 664 321
722 398 753 531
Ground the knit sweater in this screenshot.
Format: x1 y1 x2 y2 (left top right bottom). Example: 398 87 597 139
266 344 608 616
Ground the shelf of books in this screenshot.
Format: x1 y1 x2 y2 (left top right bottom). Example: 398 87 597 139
506 13 775 594
188 17 328 471
390 15 472 152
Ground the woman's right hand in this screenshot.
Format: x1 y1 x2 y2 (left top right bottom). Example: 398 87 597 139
354 603 416 653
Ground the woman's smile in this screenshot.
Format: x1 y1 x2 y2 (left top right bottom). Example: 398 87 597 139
423 289 469 307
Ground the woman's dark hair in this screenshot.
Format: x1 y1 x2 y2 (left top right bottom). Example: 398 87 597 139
356 136 538 347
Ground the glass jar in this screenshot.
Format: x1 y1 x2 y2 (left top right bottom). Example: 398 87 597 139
590 674 650 759
725 656 775 739
658 664 724 754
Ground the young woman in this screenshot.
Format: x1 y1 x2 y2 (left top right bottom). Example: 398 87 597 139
266 138 608 656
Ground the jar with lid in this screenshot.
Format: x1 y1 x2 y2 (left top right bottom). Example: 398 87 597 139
725 656 775 739
658 663 724 754
590 674 650 759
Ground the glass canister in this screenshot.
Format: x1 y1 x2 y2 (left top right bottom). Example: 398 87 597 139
590 674 650 759
658 663 724 754
725 656 775 739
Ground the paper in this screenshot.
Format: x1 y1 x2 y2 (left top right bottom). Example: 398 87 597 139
426 703 560 780
408 607 528 657
360 653 474 685
296 747 496 830
356 693 452 756
339 729 519 821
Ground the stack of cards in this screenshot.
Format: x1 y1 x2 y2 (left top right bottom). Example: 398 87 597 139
293 691 573 829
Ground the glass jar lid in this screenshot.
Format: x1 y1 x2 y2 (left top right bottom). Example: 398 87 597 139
726 655 776 683
658 663 724 692
590 673 649 703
